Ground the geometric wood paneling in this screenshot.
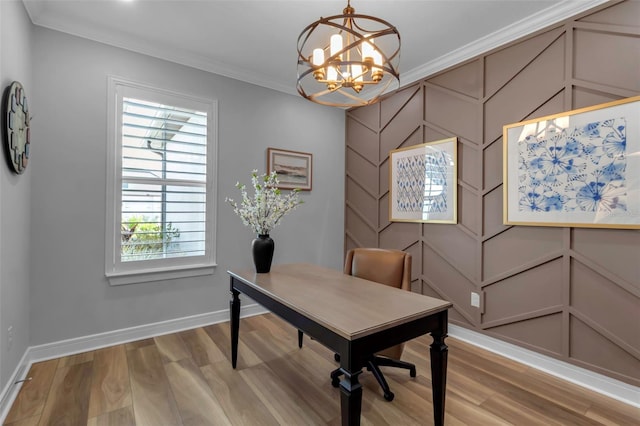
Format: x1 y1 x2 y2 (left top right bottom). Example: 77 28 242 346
424 224 477 281
459 186 479 236
423 123 454 145
484 27 565 97
570 260 640 350
345 149 378 195
345 207 376 248
448 306 474 327
422 242 477 324
345 0 640 386
348 100 380 130
345 118 378 162
483 186 507 238
579 0 640 26
487 313 564 357
483 226 563 281
524 90 566 122
483 258 563 324
345 177 377 226
482 139 503 191
380 93 421 159
572 86 624 109
378 192 391 229
381 84 421 127
428 59 482 99
483 35 566 143
572 228 640 287
570 316 640 383
380 222 418 252
459 141 481 190
424 85 480 143
574 29 640 92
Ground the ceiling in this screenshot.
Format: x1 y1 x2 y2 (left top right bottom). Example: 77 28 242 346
23 0 606 98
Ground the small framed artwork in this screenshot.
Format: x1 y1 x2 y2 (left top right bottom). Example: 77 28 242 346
267 148 313 190
503 95 640 229
389 137 457 223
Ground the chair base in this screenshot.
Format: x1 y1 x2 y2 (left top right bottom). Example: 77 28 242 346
300 331 416 401
330 355 416 402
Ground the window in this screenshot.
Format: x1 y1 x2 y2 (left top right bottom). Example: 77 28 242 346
106 77 217 285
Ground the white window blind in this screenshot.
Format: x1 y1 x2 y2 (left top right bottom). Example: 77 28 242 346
106 77 216 285
121 98 207 261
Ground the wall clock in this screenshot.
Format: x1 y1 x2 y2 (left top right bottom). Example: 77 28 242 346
3 81 30 174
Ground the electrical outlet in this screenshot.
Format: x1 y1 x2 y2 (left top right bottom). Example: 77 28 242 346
470 292 480 308
7 325 14 350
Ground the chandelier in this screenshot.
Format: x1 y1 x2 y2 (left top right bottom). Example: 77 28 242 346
296 0 400 108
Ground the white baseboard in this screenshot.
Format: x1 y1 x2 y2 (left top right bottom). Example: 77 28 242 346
2 310 637 422
0 303 267 422
27 303 266 364
449 324 640 408
0 350 30 424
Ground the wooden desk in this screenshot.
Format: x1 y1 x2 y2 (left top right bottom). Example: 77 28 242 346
228 263 452 426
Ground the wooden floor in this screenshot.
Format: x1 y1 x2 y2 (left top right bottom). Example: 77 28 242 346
3 313 638 426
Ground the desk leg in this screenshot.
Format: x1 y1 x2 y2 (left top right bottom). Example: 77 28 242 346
430 311 448 426
339 369 363 426
230 287 241 369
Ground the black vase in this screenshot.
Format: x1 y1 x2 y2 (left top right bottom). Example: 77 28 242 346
252 234 274 273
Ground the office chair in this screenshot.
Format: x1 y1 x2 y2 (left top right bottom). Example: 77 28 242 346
299 248 416 401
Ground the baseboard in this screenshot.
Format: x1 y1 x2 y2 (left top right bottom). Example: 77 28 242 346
26 303 265 364
449 324 640 408
0 303 267 422
2 310 637 422
0 350 30 423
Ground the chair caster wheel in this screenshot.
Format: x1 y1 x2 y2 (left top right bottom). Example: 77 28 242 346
334 353 340 362
384 391 395 402
410 367 416 377
331 377 340 388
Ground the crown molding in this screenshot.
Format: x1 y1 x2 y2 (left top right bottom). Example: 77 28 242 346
21 1 296 95
24 0 610 99
399 0 610 88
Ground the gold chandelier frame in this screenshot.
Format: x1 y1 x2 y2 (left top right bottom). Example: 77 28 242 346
296 1 400 108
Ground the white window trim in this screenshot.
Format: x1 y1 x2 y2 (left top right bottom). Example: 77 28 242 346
105 76 217 285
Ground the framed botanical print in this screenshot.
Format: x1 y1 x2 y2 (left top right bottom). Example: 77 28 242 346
503 96 639 229
389 137 457 223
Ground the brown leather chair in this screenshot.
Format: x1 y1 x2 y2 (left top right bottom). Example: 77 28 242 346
300 248 416 401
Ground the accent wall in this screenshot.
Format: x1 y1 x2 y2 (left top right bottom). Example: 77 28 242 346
344 0 639 386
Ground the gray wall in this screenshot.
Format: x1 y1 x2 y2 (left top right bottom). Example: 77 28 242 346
344 0 639 386
28 28 345 345
0 0 32 392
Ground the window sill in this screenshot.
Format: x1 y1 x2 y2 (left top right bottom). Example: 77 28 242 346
106 263 216 286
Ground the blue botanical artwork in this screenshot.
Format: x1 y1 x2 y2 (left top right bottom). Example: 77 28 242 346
517 117 627 215
396 151 449 214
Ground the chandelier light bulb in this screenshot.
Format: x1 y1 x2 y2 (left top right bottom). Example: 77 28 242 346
330 34 343 59
312 48 324 66
361 38 374 63
371 50 383 82
312 48 326 80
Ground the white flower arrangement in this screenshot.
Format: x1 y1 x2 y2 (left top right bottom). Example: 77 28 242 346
226 170 303 235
